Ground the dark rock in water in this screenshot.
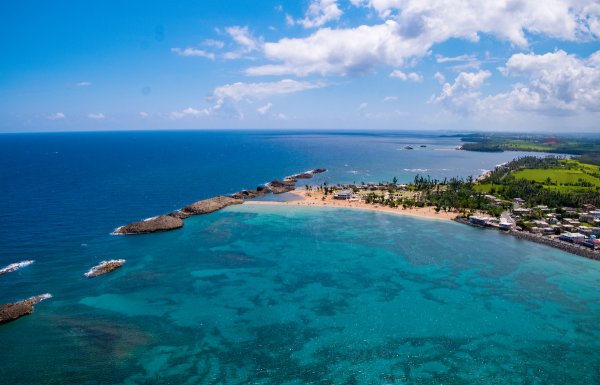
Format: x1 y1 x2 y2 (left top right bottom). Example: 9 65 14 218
0 260 34 275
269 180 296 194
115 215 183 234
311 168 327 174
0 294 52 324
420 145 427 148
231 187 270 200
182 195 243 215
85 259 126 278
168 210 191 220
256 185 271 193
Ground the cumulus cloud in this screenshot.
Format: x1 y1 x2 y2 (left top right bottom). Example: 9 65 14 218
431 70 491 114
492 50 600 114
357 102 368 111
390 69 422 82
383 96 398 101
246 21 424 76
246 1 600 77
354 0 599 46
257 102 273 115
88 112 105 120
297 0 342 28
433 50 600 117
48 112 66 120
171 47 215 59
76 81 92 87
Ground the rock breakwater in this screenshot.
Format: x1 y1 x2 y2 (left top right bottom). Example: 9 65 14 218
85 259 126 277
114 168 327 234
0 294 52 324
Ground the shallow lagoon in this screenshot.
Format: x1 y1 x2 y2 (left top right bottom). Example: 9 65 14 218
2 204 600 384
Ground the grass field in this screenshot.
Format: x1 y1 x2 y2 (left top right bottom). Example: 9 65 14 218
510 160 600 192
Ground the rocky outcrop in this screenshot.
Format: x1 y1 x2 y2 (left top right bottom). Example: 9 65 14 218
113 168 327 235
182 196 243 215
268 180 296 194
0 260 34 275
85 259 126 278
231 185 272 200
114 215 183 235
168 210 191 220
0 294 52 324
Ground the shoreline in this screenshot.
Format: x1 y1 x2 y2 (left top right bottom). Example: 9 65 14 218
245 189 460 222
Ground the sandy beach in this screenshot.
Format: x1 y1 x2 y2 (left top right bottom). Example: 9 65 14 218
245 189 459 222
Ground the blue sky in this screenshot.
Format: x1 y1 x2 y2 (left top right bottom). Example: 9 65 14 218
1 0 599 132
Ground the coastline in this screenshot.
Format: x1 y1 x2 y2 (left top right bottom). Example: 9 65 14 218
245 189 459 222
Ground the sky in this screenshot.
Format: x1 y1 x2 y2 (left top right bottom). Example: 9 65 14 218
1 0 600 132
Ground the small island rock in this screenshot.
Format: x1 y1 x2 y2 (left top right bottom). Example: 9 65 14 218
114 215 183 235
269 180 296 194
182 196 243 215
0 294 52 324
85 259 126 278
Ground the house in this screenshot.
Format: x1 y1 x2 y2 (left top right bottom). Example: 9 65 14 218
589 210 600 218
532 220 549 228
333 190 353 200
582 204 596 212
559 232 586 243
513 208 531 216
469 216 492 226
579 213 596 223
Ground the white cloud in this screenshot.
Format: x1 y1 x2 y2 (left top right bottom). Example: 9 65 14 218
434 72 445 84
171 47 215 59
493 50 600 114
357 102 368 111
275 113 289 120
87 112 105 120
285 14 295 26
354 0 599 47
48 112 66 120
223 26 261 59
390 69 422 82
203 39 225 49
139 112 150 118
246 21 425 76
433 50 600 117
171 107 211 119
431 70 491 114
172 79 324 120
257 102 273 115
298 0 343 28
213 79 324 102
76 81 92 87
246 1 600 77
383 96 398 101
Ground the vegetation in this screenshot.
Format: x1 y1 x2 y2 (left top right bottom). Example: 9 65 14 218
455 133 600 165
479 156 600 207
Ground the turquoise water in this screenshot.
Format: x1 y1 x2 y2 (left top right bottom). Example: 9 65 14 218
3 204 600 384
1 131 597 384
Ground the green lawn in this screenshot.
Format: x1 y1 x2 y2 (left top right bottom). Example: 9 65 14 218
511 160 600 192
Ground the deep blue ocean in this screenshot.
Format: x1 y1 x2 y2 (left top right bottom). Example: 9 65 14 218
1 131 600 384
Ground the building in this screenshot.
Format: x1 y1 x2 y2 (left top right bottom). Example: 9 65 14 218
469 216 492 226
513 198 525 208
333 190 353 200
582 204 596 212
559 232 586 243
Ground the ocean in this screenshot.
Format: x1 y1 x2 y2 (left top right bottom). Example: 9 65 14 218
1 130 599 384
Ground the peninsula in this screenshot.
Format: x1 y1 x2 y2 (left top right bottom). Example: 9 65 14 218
113 168 327 234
